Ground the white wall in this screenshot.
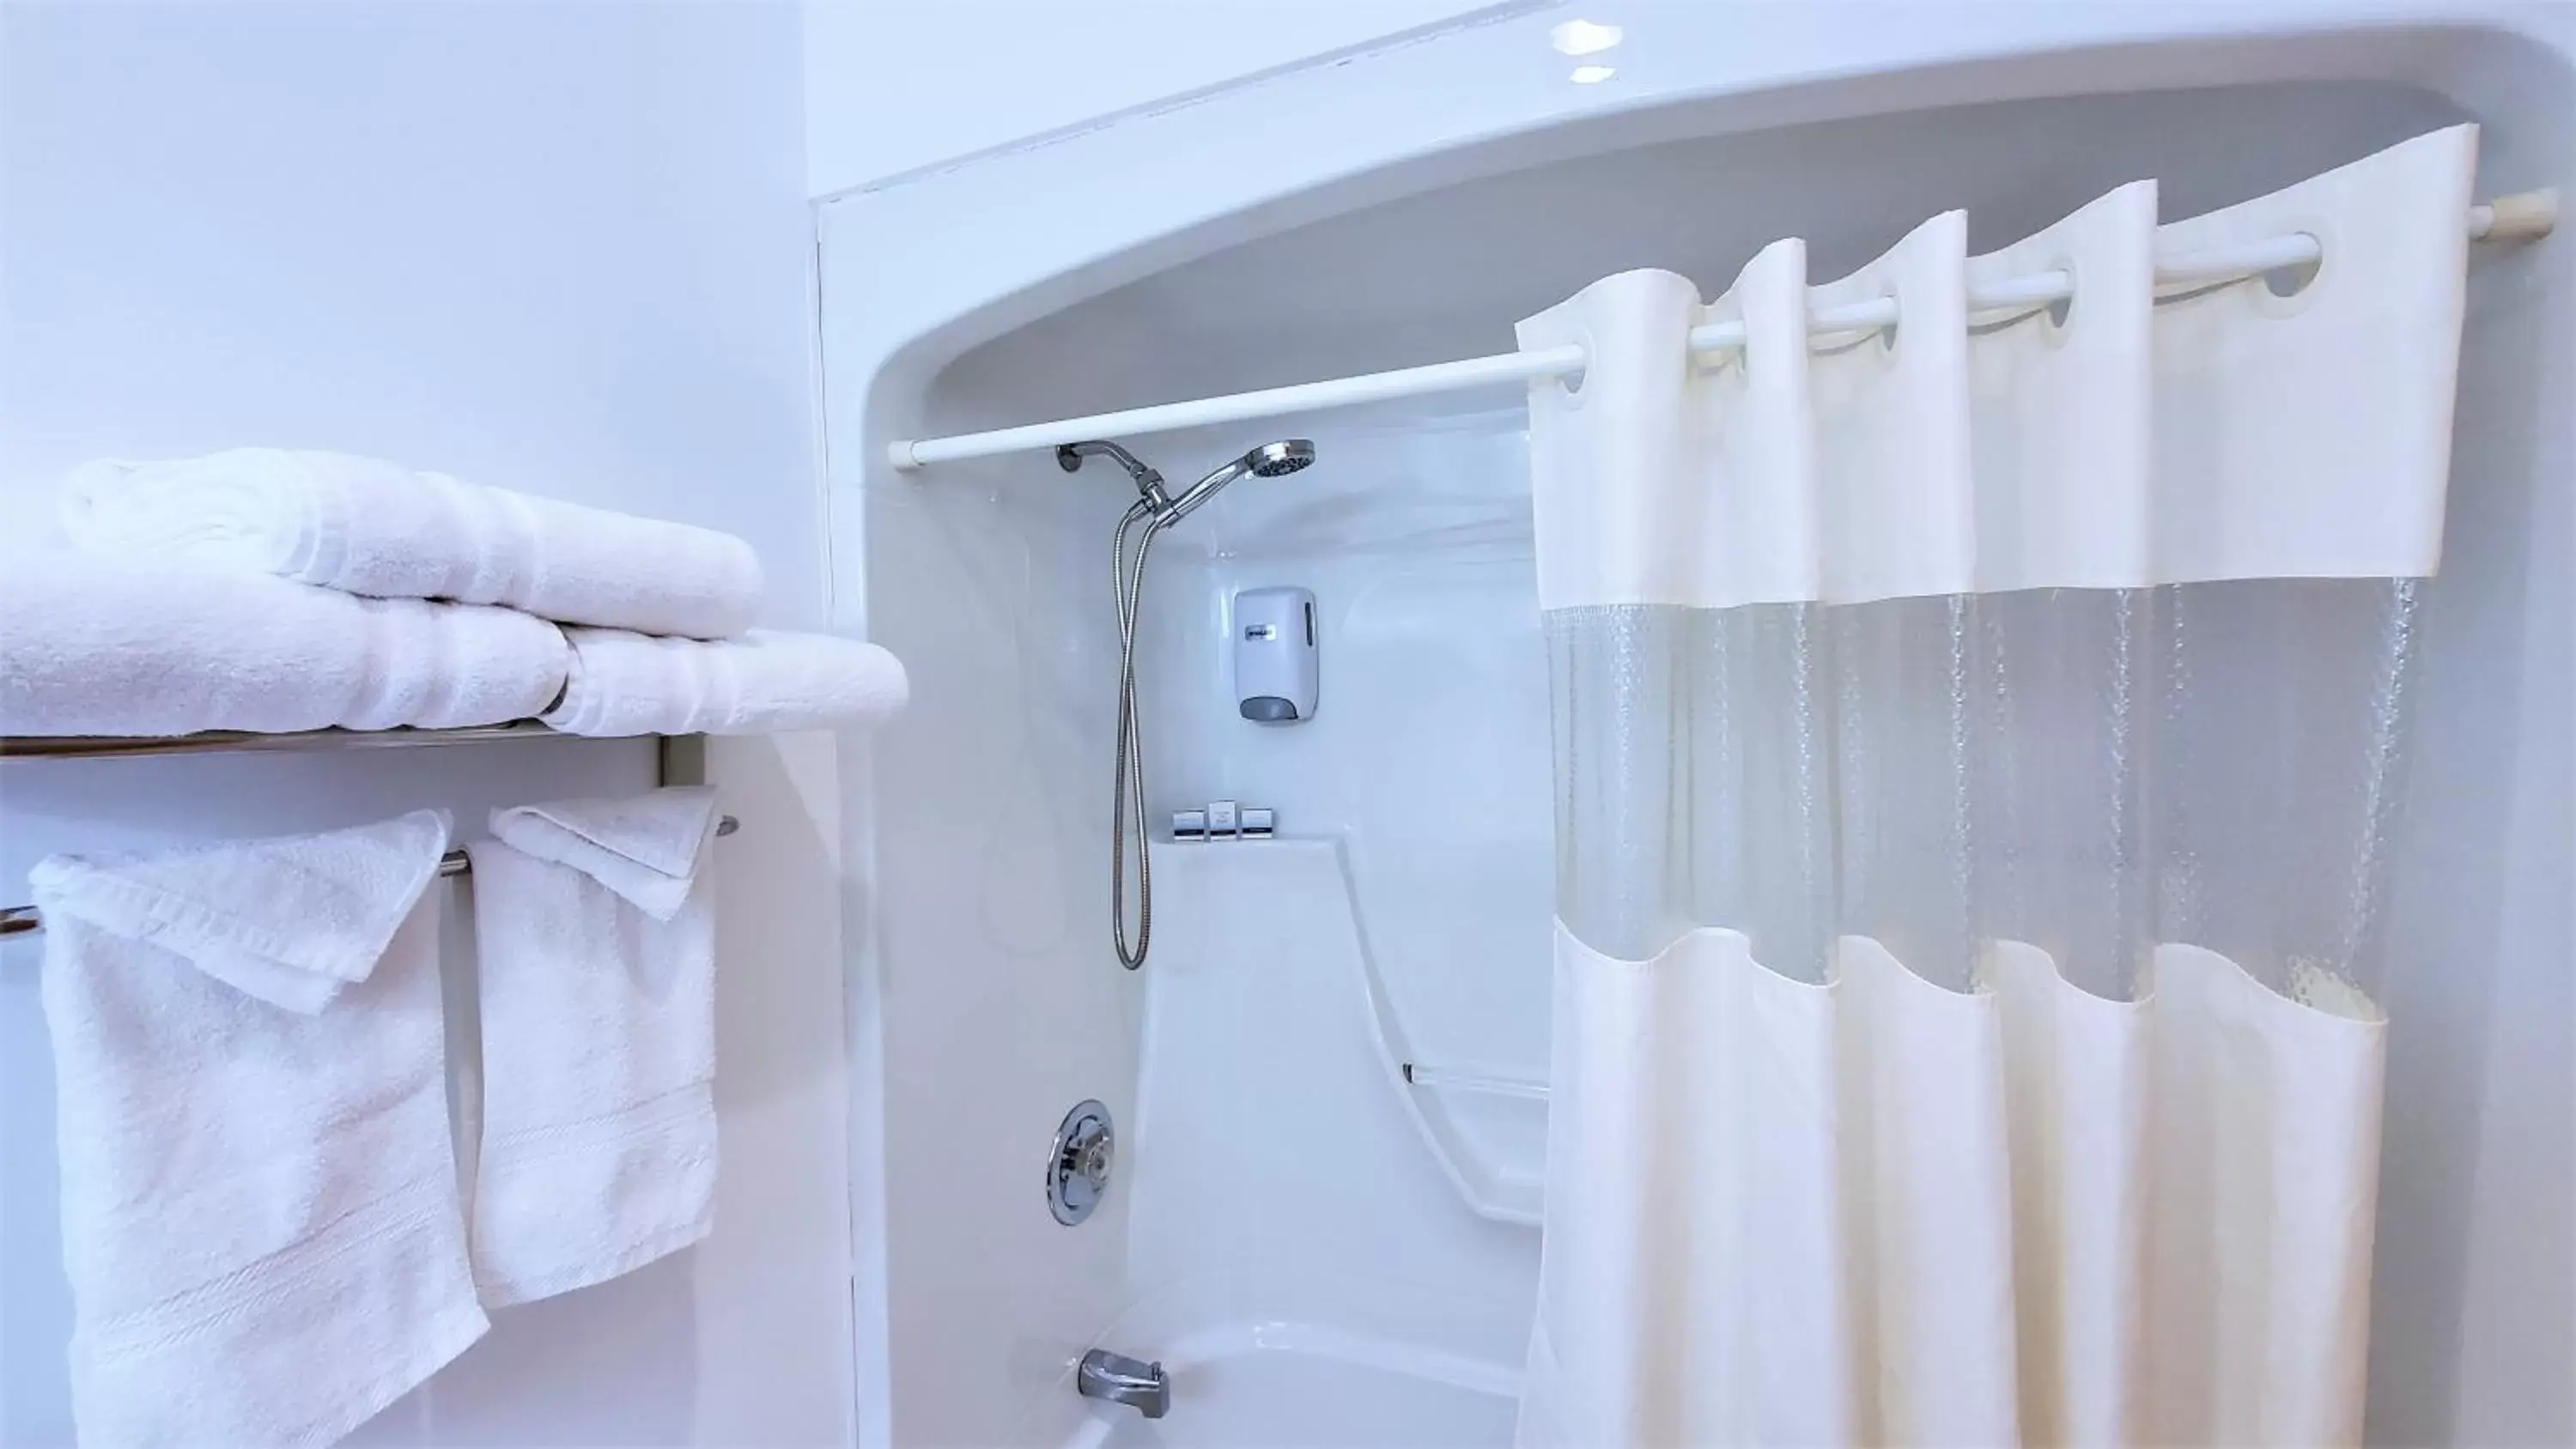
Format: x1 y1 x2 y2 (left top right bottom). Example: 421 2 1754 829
1133 409 1558 1222
849 425 1149 1449
801 0 1511 196
1124 838 1542 1367
1 1 825 620
0 3 848 1445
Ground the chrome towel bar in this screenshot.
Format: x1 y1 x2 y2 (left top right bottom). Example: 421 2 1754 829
0 818 738 939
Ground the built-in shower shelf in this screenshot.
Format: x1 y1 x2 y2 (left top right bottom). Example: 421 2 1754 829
1301 842 1546 1228
1395 1064 1549 1221
1400 1063 1550 1103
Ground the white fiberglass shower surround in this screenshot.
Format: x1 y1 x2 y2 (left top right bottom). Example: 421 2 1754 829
819 9 2574 1449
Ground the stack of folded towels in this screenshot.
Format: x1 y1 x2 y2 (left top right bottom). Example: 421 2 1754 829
0 447 907 737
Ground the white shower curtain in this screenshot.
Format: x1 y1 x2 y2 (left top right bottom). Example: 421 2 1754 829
1514 126 2476 1448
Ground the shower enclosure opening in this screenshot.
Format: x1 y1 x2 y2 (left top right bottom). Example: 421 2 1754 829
835 52 2571 1449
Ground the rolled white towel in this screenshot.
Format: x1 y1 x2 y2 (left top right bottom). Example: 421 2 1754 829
60 448 763 640
0 557 570 736
542 627 908 737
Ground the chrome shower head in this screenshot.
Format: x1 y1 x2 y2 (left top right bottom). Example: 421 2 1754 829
1246 440 1316 478
1165 439 1317 522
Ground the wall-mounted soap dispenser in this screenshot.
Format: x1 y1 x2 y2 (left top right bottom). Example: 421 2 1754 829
1233 586 1317 724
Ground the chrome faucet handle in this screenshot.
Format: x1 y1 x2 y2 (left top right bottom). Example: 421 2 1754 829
1074 1132 1113 1191
1048 1101 1115 1226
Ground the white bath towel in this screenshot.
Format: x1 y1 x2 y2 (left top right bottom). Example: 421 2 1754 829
0 556 569 737
60 448 764 640
541 626 908 737
32 810 487 1449
465 787 722 1307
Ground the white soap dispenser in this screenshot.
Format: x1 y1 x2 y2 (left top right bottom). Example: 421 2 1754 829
1233 586 1318 724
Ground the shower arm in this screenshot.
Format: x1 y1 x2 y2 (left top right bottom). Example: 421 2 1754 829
1060 440 1172 512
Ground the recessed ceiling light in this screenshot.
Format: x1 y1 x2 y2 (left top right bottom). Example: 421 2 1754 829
1550 19 1624 57
1569 64 1618 84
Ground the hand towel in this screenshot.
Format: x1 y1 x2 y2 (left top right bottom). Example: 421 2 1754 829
0 556 569 736
541 626 908 737
31 810 487 1449
60 448 763 640
465 787 722 1307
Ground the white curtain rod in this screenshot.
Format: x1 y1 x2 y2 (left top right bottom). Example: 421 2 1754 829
888 191 2556 472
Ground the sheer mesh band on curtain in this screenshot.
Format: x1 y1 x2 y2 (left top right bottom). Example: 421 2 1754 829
1514 126 2474 1448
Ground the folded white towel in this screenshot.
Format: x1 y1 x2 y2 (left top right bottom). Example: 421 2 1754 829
542 626 909 737
61 448 764 640
36 805 453 1016
483 786 715 921
465 787 722 1307
32 810 487 1449
0 557 569 737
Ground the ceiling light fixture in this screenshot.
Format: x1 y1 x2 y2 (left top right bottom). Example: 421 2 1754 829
1549 19 1624 57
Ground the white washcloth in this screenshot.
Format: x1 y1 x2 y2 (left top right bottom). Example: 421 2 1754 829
542 626 908 737
0 556 569 737
483 785 717 921
465 787 721 1307
60 448 764 640
31 810 487 1449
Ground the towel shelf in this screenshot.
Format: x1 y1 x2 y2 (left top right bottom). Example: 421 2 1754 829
0 815 738 940
0 721 572 760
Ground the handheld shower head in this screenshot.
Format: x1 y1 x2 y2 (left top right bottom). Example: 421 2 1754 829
1093 435 1315 972
1165 439 1316 522
1245 440 1316 477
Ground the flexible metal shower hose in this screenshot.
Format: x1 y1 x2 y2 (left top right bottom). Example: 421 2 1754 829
1109 500 1170 970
